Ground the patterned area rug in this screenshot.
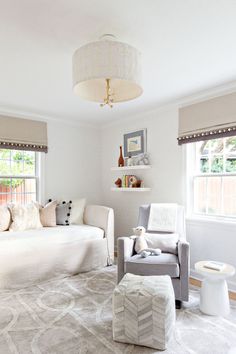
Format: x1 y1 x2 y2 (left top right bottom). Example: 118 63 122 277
0 266 236 354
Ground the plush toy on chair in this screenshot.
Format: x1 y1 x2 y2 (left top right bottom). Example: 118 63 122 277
131 226 162 258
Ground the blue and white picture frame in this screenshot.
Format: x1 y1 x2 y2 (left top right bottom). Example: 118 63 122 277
123 129 147 157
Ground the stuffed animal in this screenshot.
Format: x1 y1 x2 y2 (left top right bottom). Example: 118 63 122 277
131 226 161 258
131 226 147 252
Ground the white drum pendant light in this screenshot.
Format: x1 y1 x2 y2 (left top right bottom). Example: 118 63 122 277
72 35 142 107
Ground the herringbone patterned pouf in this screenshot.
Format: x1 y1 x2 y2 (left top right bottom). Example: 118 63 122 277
112 273 175 350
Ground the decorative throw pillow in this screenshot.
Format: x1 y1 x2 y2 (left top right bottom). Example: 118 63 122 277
70 198 86 225
0 205 11 231
55 201 72 225
145 233 179 254
38 201 57 227
9 203 42 232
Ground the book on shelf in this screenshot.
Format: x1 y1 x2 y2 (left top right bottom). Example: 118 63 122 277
122 175 136 188
203 261 226 271
122 175 126 188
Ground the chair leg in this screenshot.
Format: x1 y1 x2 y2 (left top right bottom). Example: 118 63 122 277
175 300 182 309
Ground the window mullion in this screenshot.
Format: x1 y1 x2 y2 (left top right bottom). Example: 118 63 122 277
205 177 209 215
209 141 211 174
23 178 25 204
222 138 225 215
220 176 224 215
223 138 226 173
23 151 25 175
10 177 12 203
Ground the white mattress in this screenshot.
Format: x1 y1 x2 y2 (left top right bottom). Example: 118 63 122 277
0 225 106 288
0 224 104 243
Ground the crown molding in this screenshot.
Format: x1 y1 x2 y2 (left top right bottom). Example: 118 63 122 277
0 104 100 130
1 79 236 130
101 79 236 129
175 79 236 107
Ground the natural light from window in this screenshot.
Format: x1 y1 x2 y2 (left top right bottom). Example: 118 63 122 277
0 149 38 204
191 136 236 219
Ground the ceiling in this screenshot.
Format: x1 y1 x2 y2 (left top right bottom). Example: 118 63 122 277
0 0 236 125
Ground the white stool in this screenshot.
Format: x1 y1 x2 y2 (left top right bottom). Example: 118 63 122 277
112 273 175 350
195 261 235 316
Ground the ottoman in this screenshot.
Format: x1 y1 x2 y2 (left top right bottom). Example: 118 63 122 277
112 273 175 350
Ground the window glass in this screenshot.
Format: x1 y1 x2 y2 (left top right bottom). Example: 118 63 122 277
0 149 37 204
211 156 223 173
222 177 236 217
207 176 221 215
193 177 207 213
199 157 209 173
192 136 236 218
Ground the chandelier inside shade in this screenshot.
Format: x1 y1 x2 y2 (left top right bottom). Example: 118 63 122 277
72 36 142 105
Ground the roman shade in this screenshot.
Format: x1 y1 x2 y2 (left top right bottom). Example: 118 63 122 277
178 92 236 145
0 115 48 152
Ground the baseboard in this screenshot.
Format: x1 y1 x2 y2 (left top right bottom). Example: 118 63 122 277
190 277 236 301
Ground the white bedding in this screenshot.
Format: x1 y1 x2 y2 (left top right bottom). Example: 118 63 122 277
0 225 106 289
0 224 104 244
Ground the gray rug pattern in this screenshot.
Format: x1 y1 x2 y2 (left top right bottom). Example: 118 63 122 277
0 266 236 354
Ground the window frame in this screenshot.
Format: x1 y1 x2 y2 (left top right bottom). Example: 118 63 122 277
0 150 44 204
186 139 236 222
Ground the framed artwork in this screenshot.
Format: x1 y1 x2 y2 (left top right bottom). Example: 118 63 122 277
123 129 147 157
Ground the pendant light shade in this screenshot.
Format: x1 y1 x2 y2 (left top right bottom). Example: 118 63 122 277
72 36 142 106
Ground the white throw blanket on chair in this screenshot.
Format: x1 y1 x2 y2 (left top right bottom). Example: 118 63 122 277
147 203 178 232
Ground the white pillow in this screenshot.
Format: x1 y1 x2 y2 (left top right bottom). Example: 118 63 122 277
37 200 57 227
9 203 42 232
0 205 11 231
70 198 86 225
145 233 179 254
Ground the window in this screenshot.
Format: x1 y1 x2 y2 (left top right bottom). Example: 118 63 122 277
0 149 40 204
187 136 236 219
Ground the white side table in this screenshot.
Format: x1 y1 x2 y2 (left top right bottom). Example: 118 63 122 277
195 261 235 316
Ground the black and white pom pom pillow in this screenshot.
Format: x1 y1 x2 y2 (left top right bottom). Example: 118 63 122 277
49 199 72 226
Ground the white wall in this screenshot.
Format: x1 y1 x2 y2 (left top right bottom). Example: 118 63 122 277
187 219 236 291
101 105 183 236
44 120 102 204
101 106 236 291
36 107 236 291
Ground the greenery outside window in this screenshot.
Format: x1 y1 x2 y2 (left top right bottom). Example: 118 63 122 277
188 136 236 219
0 149 39 204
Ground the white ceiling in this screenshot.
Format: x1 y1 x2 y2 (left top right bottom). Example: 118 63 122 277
0 0 236 124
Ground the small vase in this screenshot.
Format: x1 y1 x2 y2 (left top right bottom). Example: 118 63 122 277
118 146 124 167
127 155 132 166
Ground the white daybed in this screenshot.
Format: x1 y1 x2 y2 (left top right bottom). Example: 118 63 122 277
0 205 114 288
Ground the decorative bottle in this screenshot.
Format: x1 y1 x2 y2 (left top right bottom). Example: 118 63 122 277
118 146 124 167
127 154 132 167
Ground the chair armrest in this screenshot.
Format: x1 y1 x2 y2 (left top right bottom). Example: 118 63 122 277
178 239 190 301
117 237 135 283
84 205 114 263
178 239 190 267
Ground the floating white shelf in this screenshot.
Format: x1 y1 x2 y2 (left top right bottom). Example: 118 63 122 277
111 165 151 171
111 187 151 192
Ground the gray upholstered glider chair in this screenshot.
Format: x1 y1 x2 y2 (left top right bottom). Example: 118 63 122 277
117 204 189 307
